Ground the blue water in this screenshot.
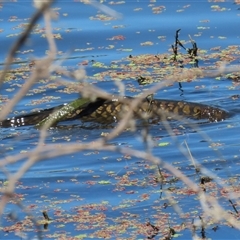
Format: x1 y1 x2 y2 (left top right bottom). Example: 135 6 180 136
1 1 240 239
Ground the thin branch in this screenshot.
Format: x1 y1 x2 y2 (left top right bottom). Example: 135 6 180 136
0 0 54 85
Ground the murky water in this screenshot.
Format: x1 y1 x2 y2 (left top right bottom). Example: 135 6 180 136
1 1 240 239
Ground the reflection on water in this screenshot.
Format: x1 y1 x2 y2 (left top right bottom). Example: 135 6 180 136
1 1 240 239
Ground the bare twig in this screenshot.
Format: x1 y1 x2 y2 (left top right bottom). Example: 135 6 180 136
0 0 54 85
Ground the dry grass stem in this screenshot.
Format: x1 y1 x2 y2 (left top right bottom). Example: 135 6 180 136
0 2 239 239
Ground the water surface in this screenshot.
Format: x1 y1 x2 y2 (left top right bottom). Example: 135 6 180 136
1 1 240 239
